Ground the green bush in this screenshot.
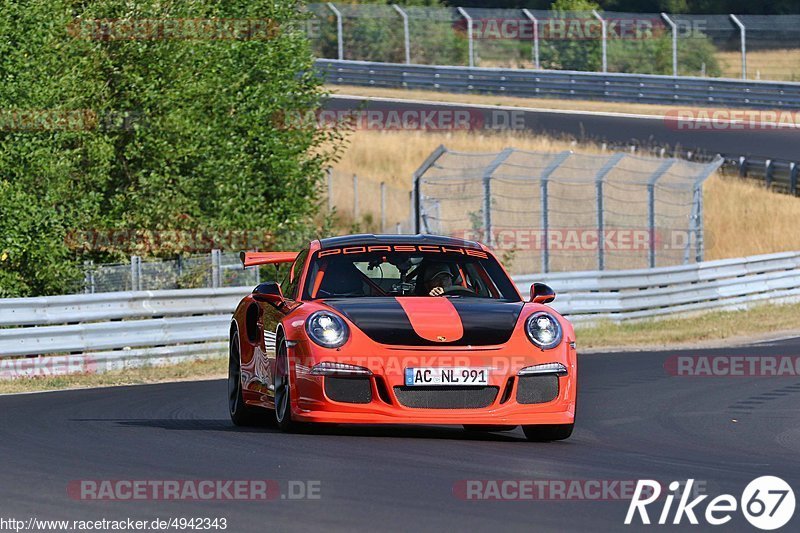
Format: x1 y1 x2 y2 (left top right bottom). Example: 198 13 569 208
0 0 337 297
608 32 722 77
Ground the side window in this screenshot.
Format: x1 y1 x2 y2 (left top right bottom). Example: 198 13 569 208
280 248 308 300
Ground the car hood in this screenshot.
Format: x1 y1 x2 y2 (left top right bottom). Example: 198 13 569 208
322 297 524 346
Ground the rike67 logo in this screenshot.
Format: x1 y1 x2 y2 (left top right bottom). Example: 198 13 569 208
625 477 795 530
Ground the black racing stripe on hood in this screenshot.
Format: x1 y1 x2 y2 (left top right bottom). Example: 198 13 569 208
324 298 524 346
450 300 524 345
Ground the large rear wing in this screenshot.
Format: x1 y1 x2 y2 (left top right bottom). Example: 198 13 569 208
240 251 298 268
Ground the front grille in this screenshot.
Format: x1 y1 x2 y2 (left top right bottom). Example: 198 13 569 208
393 386 498 409
324 377 372 404
516 374 559 404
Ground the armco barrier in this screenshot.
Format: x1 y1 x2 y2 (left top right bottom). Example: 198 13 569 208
316 59 800 110
1 250 799 378
0 287 248 379
516 251 800 322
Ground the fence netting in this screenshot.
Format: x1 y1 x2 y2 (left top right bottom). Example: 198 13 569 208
308 4 800 81
83 252 257 294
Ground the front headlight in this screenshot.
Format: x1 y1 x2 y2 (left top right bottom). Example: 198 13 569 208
524 312 562 350
306 311 349 348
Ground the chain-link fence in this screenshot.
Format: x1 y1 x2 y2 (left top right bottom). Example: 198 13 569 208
414 146 724 275
82 251 258 294
308 4 800 81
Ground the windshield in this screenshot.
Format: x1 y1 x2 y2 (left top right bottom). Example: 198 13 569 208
303 246 520 301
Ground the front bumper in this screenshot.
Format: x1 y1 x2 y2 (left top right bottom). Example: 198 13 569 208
289 341 576 425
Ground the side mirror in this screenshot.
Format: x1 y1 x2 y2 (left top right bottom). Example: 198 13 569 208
252 281 284 305
530 283 556 304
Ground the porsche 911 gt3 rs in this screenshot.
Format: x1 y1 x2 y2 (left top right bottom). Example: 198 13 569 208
228 234 576 441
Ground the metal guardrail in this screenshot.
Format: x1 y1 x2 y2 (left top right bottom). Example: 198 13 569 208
316 59 800 110
1 250 799 379
516 251 800 322
0 287 248 379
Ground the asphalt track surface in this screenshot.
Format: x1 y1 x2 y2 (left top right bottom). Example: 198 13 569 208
2 337 799 532
325 95 800 161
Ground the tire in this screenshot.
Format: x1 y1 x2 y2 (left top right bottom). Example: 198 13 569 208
521 424 574 441
463 425 517 433
228 330 272 426
274 338 300 432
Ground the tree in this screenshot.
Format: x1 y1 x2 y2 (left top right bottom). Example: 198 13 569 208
0 0 338 296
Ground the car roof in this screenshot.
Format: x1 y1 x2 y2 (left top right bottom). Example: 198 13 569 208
317 234 483 250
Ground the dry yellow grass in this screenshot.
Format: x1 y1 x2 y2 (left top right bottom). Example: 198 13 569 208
332 129 800 261
576 301 800 350
704 174 800 259
0 356 226 395
328 84 701 116
334 129 599 189
717 49 800 81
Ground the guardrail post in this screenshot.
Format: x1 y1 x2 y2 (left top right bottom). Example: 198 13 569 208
327 3 344 61
392 5 411 64
521 9 540 69
592 10 607 73
211 249 222 288
84 260 95 294
130 255 142 291
648 159 676 268
352 174 359 220
380 181 386 232
764 159 773 188
730 14 746 80
413 145 448 233
593 153 625 270
457 7 475 67
661 13 678 77
790 162 798 196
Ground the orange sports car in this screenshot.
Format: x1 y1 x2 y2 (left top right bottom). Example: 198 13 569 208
228 234 576 441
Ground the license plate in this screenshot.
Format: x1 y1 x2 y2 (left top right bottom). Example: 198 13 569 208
404 367 488 386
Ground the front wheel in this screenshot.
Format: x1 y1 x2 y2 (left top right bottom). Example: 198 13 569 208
521 424 574 441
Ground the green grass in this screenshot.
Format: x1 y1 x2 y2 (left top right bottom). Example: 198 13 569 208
575 301 800 350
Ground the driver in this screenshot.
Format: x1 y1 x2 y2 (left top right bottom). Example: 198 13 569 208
422 263 454 296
